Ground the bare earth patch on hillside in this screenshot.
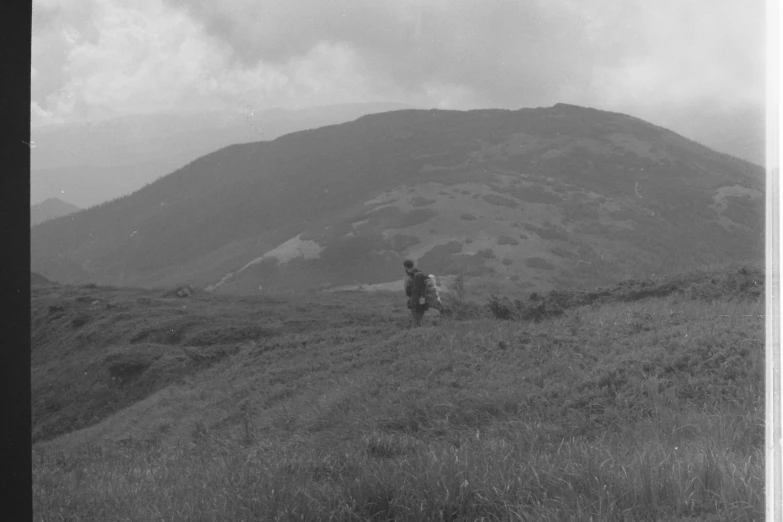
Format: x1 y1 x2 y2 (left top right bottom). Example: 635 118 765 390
242 234 324 266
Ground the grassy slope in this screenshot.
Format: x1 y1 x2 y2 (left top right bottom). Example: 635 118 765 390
32 265 763 521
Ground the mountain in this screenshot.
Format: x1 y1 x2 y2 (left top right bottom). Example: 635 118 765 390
30 271 55 286
30 103 764 296
30 198 80 226
30 102 414 209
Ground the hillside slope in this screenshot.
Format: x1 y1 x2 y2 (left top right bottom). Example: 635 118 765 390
30 102 413 209
31 103 764 294
30 198 80 226
30 264 762 445
32 266 764 520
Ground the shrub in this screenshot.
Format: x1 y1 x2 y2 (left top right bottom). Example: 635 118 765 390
526 257 555 270
486 295 522 320
71 314 89 328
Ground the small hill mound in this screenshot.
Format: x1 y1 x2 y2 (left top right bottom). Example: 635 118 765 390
31 271 55 286
31 198 80 226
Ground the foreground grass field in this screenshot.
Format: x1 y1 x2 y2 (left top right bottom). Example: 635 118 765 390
32 266 764 521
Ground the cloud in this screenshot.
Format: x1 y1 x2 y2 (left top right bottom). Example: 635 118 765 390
583 1 764 110
30 0 395 125
157 0 763 111
158 0 597 106
30 0 765 163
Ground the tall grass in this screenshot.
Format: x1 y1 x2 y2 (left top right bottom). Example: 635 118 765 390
34 410 762 521
33 286 764 521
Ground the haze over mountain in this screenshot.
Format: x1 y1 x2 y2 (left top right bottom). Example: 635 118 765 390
30 198 81 227
30 101 413 208
30 103 763 296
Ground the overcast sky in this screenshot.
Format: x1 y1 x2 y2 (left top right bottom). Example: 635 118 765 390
31 0 767 162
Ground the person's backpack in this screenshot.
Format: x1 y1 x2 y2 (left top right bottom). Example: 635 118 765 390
410 271 430 311
426 274 442 306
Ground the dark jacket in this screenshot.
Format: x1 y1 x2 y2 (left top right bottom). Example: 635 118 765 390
404 269 421 298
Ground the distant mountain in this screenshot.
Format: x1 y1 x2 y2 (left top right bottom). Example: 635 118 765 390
30 103 764 296
30 198 80 226
30 102 414 209
31 271 56 286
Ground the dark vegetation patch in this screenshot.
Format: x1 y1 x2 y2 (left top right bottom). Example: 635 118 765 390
476 249 495 259
71 314 89 328
561 195 601 223
487 265 763 323
550 246 574 259
723 195 762 229
482 194 518 208
506 184 563 204
525 257 555 270
418 242 492 277
161 285 194 298
390 234 420 252
357 207 436 231
181 344 241 363
523 223 569 241
104 344 164 383
185 324 280 347
573 220 614 236
502 258 513 266
497 235 519 246
129 318 205 345
607 208 637 221
410 197 436 207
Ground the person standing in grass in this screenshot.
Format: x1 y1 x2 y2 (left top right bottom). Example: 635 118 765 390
403 259 445 327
